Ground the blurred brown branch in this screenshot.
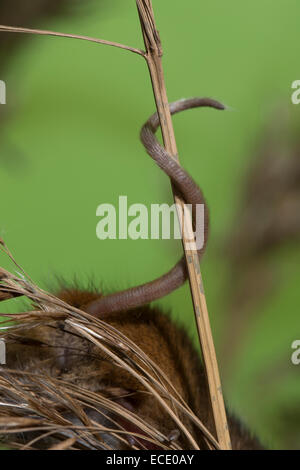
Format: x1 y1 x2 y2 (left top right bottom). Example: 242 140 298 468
221 107 300 375
0 0 85 66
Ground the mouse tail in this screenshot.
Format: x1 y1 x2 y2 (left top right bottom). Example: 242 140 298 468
85 97 225 316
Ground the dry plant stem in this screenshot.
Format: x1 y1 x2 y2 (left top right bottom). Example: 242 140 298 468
0 25 146 58
136 0 231 450
0 291 22 301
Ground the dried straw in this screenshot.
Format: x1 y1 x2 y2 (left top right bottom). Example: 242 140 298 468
0 241 219 450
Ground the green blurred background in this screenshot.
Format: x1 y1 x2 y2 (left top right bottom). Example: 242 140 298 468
1 0 300 449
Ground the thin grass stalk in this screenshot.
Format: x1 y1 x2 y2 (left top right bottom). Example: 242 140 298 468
136 0 231 450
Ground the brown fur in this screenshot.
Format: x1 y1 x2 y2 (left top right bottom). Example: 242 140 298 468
5 288 263 450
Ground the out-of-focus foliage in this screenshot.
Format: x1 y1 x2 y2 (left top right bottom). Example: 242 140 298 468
0 0 299 449
0 0 105 67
